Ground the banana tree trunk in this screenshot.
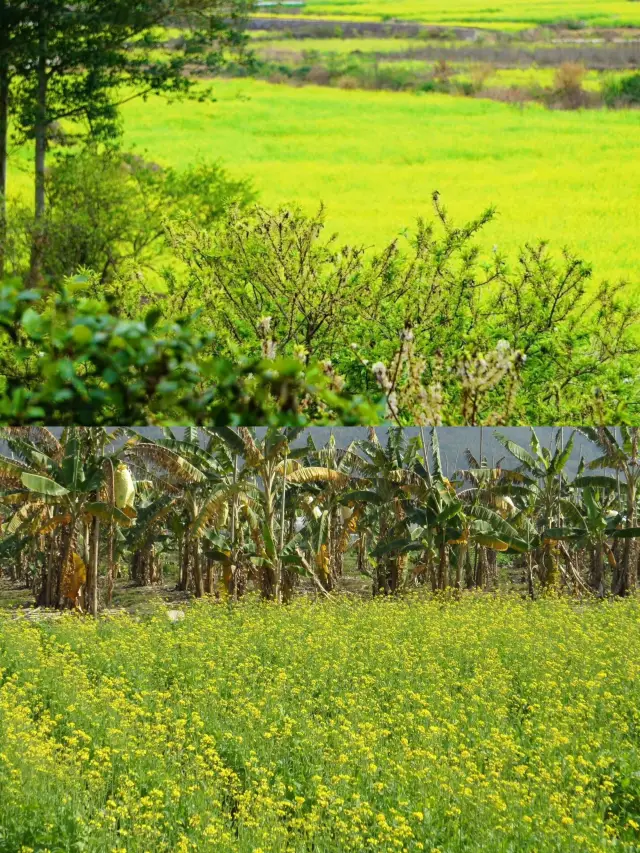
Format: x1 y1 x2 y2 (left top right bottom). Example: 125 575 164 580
455 543 467 591
275 453 287 603
617 484 637 596
206 555 215 595
88 515 99 615
106 523 114 607
55 523 74 609
591 543 605 597
44 530 56 607
329 505 343 587
357 532 367 577
437 543 447 590
474 544 485 589
262 472 277 600
193 539 203 598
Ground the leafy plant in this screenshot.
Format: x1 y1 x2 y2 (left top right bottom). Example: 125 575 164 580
3 146 255 283
0 278 379 426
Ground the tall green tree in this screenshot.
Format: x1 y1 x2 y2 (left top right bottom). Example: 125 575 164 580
0 0 31 278
4 0 251 280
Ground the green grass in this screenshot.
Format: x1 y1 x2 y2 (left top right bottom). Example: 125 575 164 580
112 79 640 285
275 0 640 27
1 596 640 852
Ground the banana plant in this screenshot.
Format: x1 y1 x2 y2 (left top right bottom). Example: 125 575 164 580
292 432 366 590
0 427 134 612
545 484 640 596
456 446 518 588
337 427 426 595
193 427 353 601
576 427 640 595
358 428 530 593
492 428 577 589
123 427 242 597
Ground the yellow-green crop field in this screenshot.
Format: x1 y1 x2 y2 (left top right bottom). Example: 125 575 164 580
1 597 640 852
254 37 425 54
275 0 640 28
115 80 640 284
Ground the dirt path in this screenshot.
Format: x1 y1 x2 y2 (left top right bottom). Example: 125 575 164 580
247 16 492 40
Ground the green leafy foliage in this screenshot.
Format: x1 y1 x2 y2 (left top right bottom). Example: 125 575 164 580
0 278 380 425
167 200 640 425
3 147 256 283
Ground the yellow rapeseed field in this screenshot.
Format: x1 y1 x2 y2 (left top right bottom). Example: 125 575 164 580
285 0 640 27
118 80 640 285
1 596 640 852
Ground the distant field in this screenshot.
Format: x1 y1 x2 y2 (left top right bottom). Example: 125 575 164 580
253 38 631 90
254 36 423 54
274 0 640 27
369 61 617 89
118 79 640 285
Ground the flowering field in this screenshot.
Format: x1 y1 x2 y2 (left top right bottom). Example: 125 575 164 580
282 0 640 27
119 80 640 284
1 597 640 852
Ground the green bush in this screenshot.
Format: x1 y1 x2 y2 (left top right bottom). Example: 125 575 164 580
0 277 379 425
3 147 255 283
167 201 640 425
603 72 640 107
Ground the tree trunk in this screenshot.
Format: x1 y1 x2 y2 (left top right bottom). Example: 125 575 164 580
193 539 203 597
275 454 287 604
329 506 343 588
178 533 188 591
488 548 498 588
591 544 604 597
206 556 215 595
437 543 447 590
29 13 47 284
357 532 367 577
455 543 466 591
89 515 100 615
0 45 8 280
55 524 74 609
473 544 481 588
617 486 637 596
262 474 276 599
527 553 535 600
106 523 114 606
44 530 56 606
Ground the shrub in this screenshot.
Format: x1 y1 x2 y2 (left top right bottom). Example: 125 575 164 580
456 80 475 96
470 62 495 92
267 70 289 84
603 72 640 107
3 147 255 284
167 199 640 425
0 277 379 425
552 62 587 108
432 59 454 85
305 64 332 85
336 75 360 90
